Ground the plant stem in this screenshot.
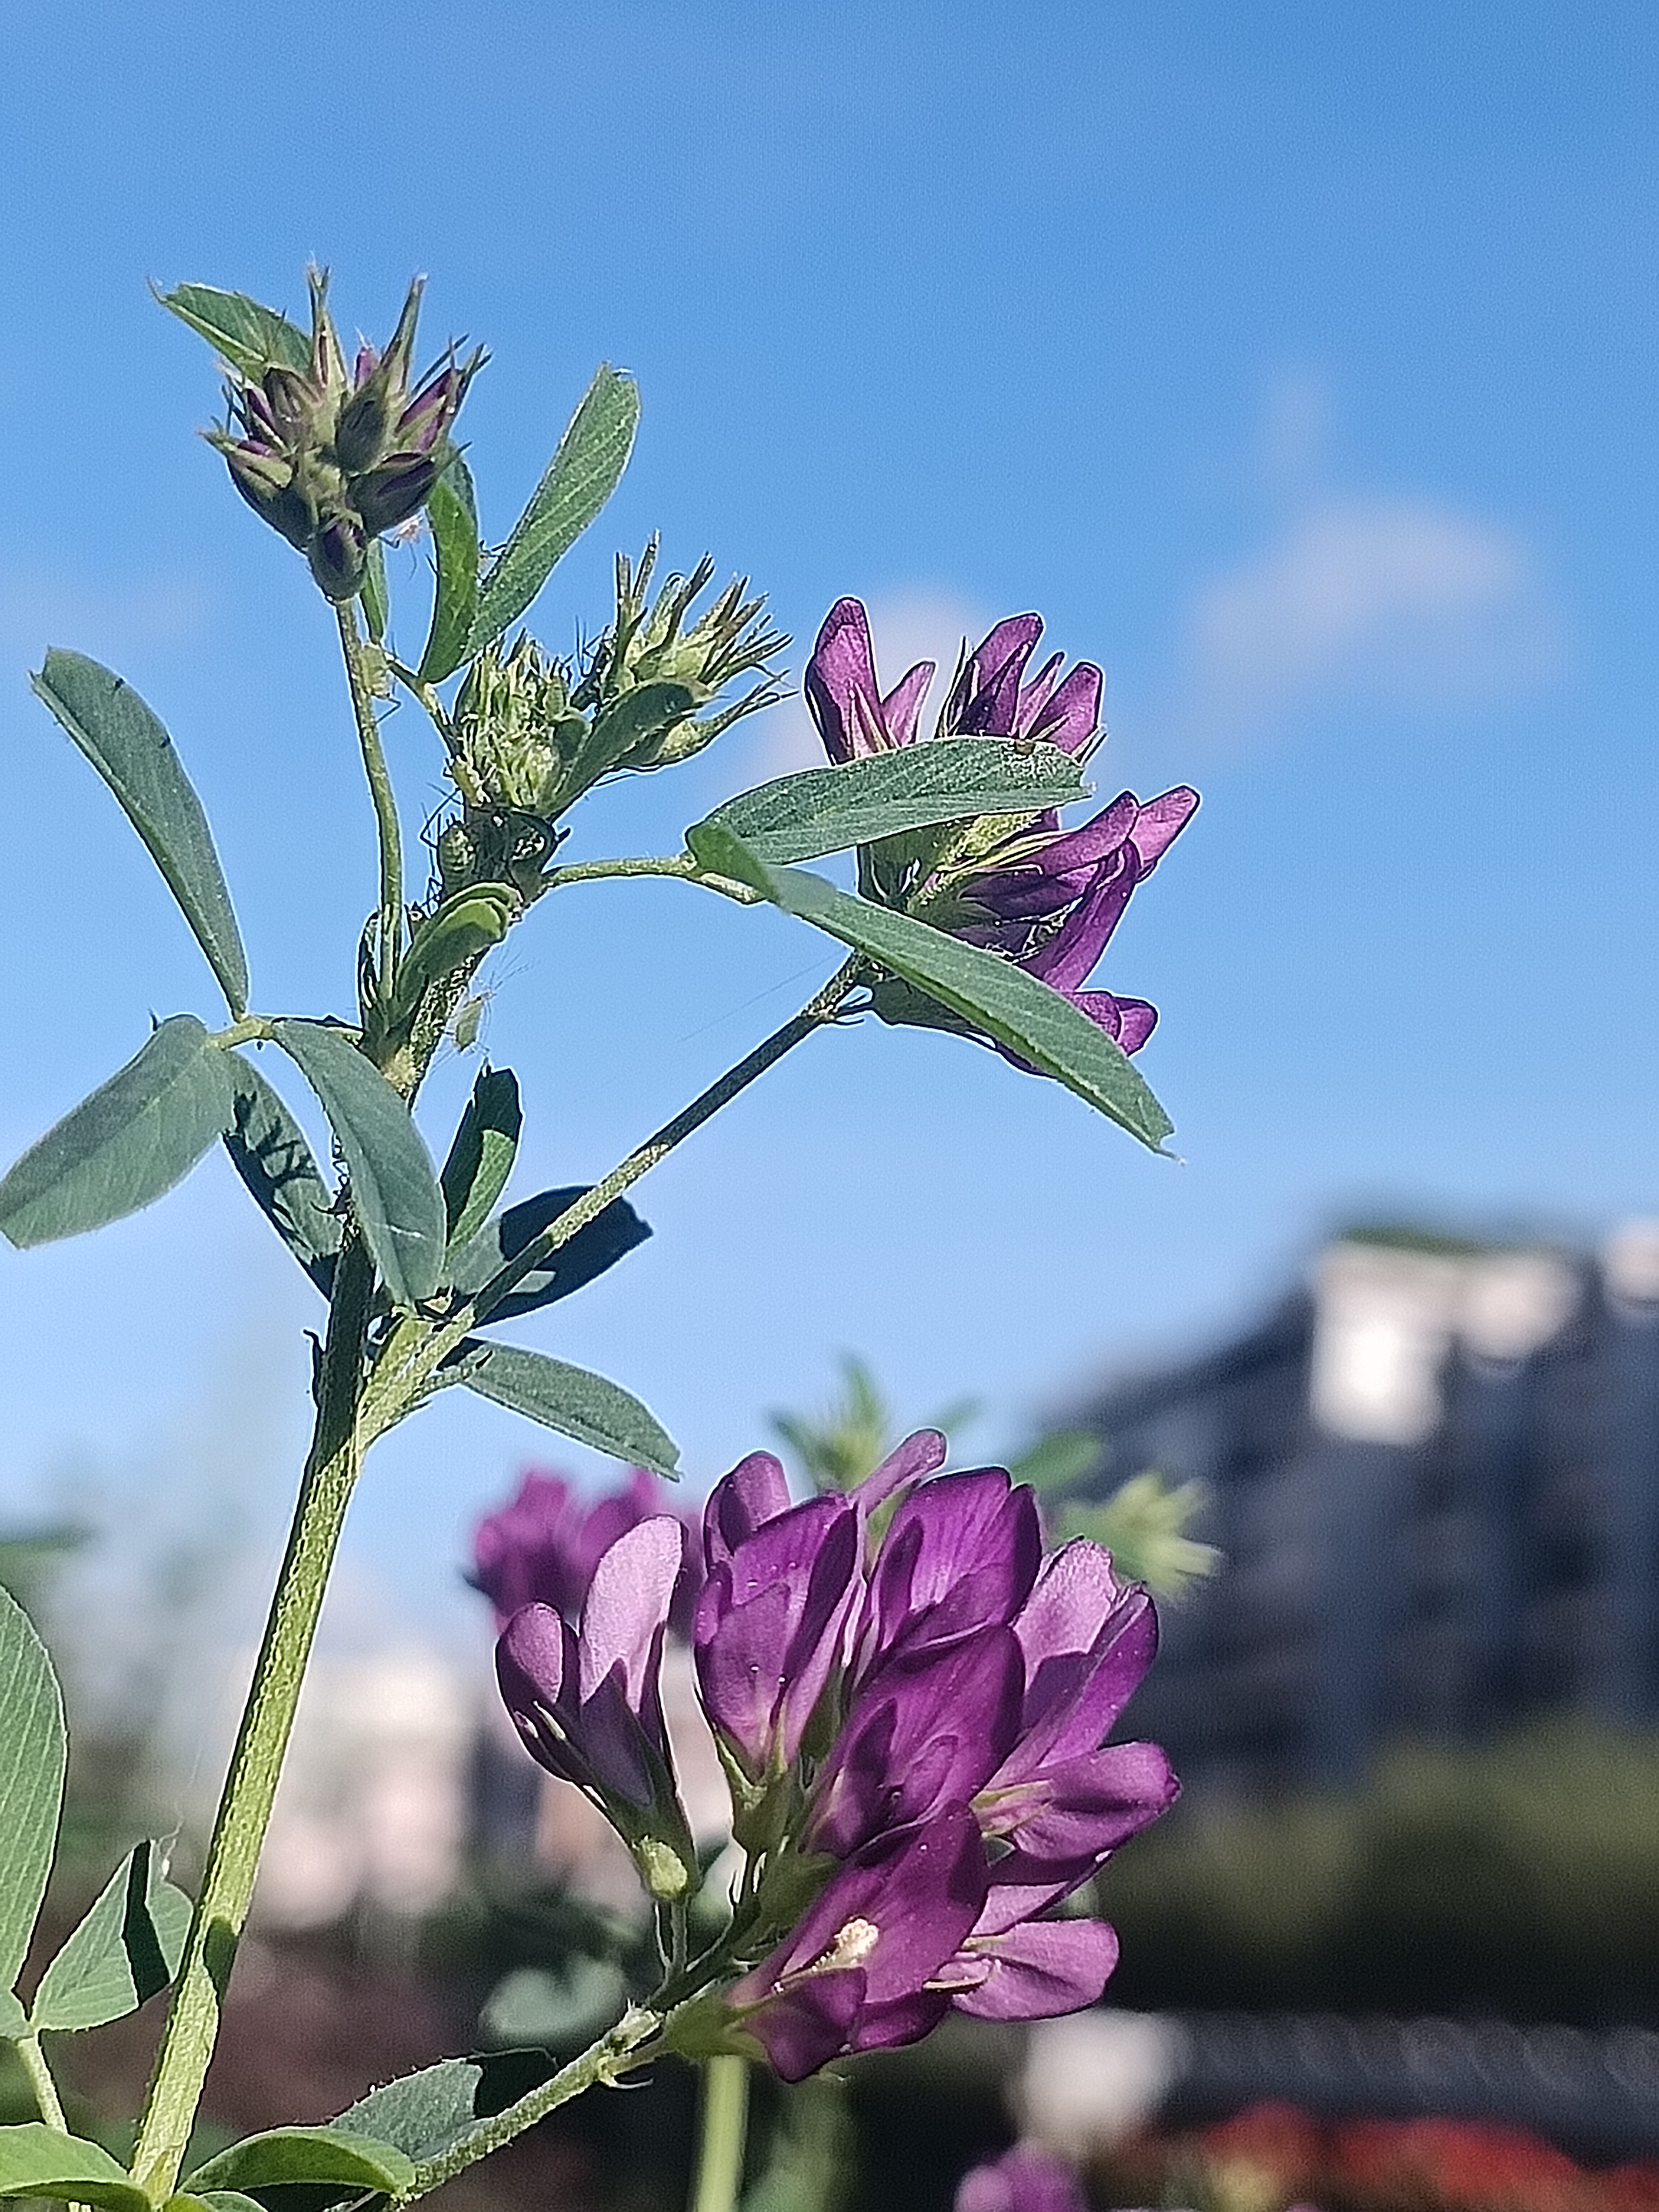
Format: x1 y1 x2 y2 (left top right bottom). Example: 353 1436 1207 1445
691 2057 751 2212
336 601 405 1004
399 2008 663 2203
129 1237 378 2199
472 954 865 1318
542 853 706 890
16 2033 68 2129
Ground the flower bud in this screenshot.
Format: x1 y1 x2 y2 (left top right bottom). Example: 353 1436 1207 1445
207 268 481 604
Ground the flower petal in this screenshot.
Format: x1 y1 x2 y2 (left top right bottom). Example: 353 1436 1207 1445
952 1918 1120 2021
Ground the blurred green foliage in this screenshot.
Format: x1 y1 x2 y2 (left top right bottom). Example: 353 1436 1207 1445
1101 1718 1659 2024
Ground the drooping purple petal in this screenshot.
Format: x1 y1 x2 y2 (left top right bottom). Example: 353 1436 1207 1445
728 1810 989 2080
1130 785 1200 866
952 1918 1121 2022
979 1742 1179 1872
1021 660 1103 756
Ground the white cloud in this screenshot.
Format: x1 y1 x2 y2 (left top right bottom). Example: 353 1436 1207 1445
747 588 991 777
1171 494 1564 752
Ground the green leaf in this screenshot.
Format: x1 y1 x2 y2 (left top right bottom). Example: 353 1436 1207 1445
157 284 312 377
270 1023 445 1306
167 2195 266 2212
469 366 639 655
0 1588 65 2003
453 1344 678 1473
440 1067 522 1252
32 651 249 1016
699 739 1090 865
0 1016 235 1249
0 2123 152 2212
222 1056 342 1294
453 1186 651 1321
419 449 482 683
359 539 389 644
29 1839 192 2033
578 681 698 779
0 1992 23 2041
685 824 1174 1151
481 1959 626 2051
184 2129 414 2201
335 2053 554 2166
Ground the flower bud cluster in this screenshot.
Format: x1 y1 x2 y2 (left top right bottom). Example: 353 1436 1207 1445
211 269 482 601
489 1432 1176 2082
437 554 785 899
804 598 1198 1064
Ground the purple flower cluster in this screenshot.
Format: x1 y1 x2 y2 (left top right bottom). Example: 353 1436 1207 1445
490 1433 1175 2082
804 598 1197 1059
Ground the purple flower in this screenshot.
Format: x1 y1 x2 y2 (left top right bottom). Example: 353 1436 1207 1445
473 1465 702 1635
956 2145 1090 2212
724 1809 989 2081
805 1628 1023 1857
801 597 1196 1062
694 1461 861 1781
960 786 1198 1058
939 613 1103 757
496 1516 695 1898
802 598 936 761
857 1467 1044 1676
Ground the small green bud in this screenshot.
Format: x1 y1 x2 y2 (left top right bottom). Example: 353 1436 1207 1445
635 1836 693 1902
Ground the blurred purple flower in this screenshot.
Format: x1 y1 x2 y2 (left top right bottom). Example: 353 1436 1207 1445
472 1465 702 1635
724 1809 989 2081
496 1516 695 1898
956 2145 1090 2212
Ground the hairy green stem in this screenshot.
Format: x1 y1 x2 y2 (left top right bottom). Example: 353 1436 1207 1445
542 853 706 890
473 954 866 1318
336 602 405 1003
16 2033 68 2130
130 1238 378 2198
690 2056 750 2212
399 2009 663 2203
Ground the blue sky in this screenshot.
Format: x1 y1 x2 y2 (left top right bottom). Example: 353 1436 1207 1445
3 0 1658 1651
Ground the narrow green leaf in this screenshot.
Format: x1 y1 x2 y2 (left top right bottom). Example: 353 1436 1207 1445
223 1056 342 1294
0 1589 65 2002
270 1023 445 1306
699 740 1090 865
29 1839 191 2033
157 284 311 377
32 651 249 1016
685 824 1174 1151
419 449 482 683
0 2124 152 2212
454 1344 678 1473
184 2129 414 2200
453 1185 651 1321
469 366 639 655
0 1017 235 1249
359 539 389 644
440 1067 522 1252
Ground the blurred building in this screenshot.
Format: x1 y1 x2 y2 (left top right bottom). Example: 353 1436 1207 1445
1075 1220 1659 1800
